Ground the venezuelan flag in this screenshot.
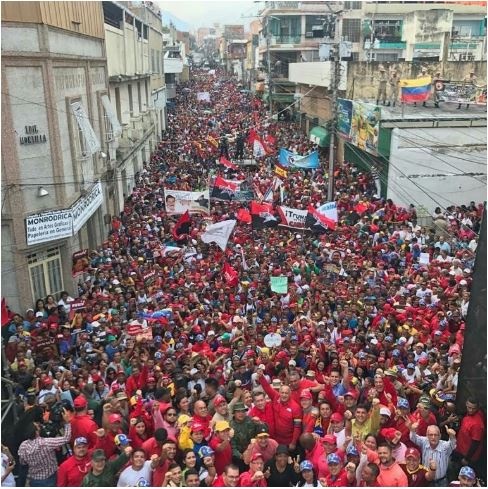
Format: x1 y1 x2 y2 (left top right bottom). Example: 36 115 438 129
399 76 432 103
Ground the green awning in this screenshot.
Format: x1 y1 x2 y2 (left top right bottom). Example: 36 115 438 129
271 93 295 103
309 126 330 147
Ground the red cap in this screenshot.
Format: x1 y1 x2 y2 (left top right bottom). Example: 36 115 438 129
380 427 398 442
73 396 87 408
300 389 313 399
405 447 421 459
108 413 122 424
330 412 344 423
191 422 206 433
147 377 156 383
213 394 227 407
321 434 337 445
44 377 53 386
344 390 358 399
250 452 264 462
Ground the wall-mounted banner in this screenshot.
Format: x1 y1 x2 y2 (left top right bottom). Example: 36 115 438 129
278 148 320 169
72 182 103 234
276 206 308 229
72 249 89 277
437 81 487 105
70 101 101 155
163 189 210 215
25 209 73 246
25 182 104 246
101 95 122 137
337 99 381 156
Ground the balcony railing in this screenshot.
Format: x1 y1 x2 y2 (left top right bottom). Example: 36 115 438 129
270 35 302 45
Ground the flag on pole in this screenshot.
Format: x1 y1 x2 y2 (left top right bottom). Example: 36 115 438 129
237 208 252 224
219 156 239 171
172 211 192 242
200 219 237 251
240 247 249 271
250 201 279 229
305 203 338 232
274 164 288 179
223 262 239 287
211 176 240 201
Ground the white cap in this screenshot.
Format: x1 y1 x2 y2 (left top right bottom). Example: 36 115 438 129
370 338 378 345
207 330 215 337
36 311 44 318
289 360 297 367
190 368 199 376
258 364 266 370
380 407 392 417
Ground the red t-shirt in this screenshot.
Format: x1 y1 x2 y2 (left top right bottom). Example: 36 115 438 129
239 470 267 487
324 469 354 487
456 411 485 461
57 454 92 487
209 436 232 475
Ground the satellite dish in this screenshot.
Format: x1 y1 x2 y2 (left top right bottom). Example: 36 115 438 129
264 333 282 348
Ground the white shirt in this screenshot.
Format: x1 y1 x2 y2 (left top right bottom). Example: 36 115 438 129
117 460 152 487
1 454 15 487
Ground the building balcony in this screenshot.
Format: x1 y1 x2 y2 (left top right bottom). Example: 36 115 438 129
164 57 183 74
288 61 348 90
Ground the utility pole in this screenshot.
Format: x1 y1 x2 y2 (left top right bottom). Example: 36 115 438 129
327 20 341 201
266 16 273 116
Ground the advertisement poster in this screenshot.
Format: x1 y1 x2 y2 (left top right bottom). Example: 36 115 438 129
350 101 381 156
337 98 353 140
72 250 89 277
163 189 210 215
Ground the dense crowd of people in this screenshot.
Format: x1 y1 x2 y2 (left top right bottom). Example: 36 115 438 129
1 68 485 488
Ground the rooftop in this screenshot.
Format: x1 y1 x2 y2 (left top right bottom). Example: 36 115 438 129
355 100 488 126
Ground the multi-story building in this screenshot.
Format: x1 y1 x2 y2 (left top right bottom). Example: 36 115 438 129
102 1 158 221
2 1 111 312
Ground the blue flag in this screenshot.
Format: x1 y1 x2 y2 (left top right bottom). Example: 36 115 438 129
278 148 320 169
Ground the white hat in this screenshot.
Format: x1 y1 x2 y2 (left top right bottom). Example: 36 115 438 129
380 407 392 417
35 311 44 318
190 368 199 376
207 330 215 337
258 364 266 370
288 360 297 367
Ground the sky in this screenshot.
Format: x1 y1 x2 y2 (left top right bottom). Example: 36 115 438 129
157 0 259 30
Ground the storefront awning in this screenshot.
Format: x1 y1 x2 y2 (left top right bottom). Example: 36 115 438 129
309 125 330 147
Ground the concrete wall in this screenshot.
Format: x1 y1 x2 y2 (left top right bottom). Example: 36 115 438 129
347 60 487 100
387 127 487 213
289 61 348 90
297 85 332 125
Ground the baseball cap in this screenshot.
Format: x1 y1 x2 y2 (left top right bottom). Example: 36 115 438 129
322 434 337 445
327 453 342 465
256 426 269 437
233 402 247 412
397 398 410 410
114 434 131 446
213 394 227 407
275 444 289 455
250 452 264 462
407 363 415 369
380 427 398 442
215 420 230 432
199 446 215 458
346 445 359 456
379 407 392 417
459 466 476 480
74 436 88 447
405 447 420 459
73 396 87 409
330 412 344 423
191 423 206 433
190 368 199 376
300 460 314 471
300 389 313 399
108 413 122 424
344 390 358 399
92 449 106 461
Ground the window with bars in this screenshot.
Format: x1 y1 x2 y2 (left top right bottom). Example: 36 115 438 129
344 1 362 9
28 247 64 303
342 19 361 43
376 52 399 61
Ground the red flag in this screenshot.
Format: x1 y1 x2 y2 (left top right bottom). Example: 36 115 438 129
265 134 277 149
247 128 258 145
223 262 239 287
237 208 252 224
219 156 239 171
250 201 274 215
354 202 369 215
307 204 337 230
214 176 239 192
172 211 191 241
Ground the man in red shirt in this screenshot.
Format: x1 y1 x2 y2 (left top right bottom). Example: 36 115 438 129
257 370 302 451
451 398 485 478
70 396 98 449
321 453 356 487
400 446 436 486
288 370 324 406
209 420 232 475
248 391 275 438
57 436 92 487
212 464 240 487
239 452 267 487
